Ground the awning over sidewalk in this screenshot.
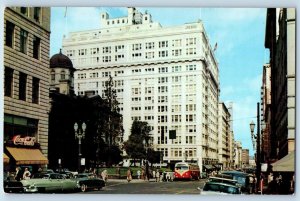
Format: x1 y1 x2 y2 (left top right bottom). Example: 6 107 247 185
271 151 295 172
203 165 214 170
6 147 48 165
3 153 10 163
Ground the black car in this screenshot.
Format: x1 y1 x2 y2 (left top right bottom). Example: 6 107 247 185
221 171 251 193
74 173 105 192
4 180 24 193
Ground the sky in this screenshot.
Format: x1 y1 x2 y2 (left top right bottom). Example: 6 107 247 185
50 7 268 156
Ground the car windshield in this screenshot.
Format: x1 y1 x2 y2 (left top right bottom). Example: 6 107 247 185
32 173 49 179
203 183 240 194
76 174 89 178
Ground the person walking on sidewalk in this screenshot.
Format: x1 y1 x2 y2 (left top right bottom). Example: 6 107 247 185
127 168 132 182
101 169 108 182
23 168 31 180
155 170 160 182
137 169 141 179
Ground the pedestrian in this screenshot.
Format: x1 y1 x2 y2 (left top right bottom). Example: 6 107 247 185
166 172 170 182
14 167 22 181
101 169 108 182
141 169 145 180
153 170 156 179
23 168 31 180
137 169 141 179
268 172 273 184
155 170 160 182
267 176 278 194
127 168 132 182
249 174 254 194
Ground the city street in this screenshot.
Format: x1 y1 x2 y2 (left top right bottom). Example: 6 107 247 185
82 179 206 194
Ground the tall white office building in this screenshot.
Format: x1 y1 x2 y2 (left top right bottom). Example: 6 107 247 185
62 7 220 171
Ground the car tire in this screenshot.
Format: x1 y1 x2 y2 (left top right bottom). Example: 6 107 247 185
80 184 87 192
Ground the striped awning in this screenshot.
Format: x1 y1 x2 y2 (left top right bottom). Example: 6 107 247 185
6 147 48 165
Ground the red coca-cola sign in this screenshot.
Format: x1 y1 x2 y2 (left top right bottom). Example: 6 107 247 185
12 135 36 146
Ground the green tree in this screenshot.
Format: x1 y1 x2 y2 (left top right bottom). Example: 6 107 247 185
124 120 151 166
98 75 123 166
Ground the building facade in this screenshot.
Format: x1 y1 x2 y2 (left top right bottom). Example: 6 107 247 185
218 102 231 169
62 8 220 171
241 149 250 167
261 64 271 162
264 8 295 160
3 7 51 171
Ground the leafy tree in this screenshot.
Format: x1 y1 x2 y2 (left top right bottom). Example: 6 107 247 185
97 75 123 166
147 149 161 165
124 120 152 166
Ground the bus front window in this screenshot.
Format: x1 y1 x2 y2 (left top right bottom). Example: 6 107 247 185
176 165 188 170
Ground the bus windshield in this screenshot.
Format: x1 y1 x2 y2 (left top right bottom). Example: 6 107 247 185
175 165 189 170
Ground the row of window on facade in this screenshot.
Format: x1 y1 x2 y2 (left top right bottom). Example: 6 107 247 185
66 38 197 57
19 7 42 23
4 67 40 104
77 65 197 80
156 147 197 158
71 48 197 65
5 20 41 60
74 49 197 64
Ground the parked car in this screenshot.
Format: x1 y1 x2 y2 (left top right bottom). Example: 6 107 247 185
4 180 24 193
21 173 79 193
207 176 238 186
220 171 250 193
74 173 105 192
199 181 242 195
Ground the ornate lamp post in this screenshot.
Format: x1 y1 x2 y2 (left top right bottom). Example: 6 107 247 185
249 102 261 193
143 139 149 181
74 122 86 172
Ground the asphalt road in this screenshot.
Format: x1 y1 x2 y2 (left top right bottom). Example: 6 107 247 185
83 179 206 194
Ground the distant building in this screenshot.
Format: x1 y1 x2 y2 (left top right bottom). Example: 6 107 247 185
3 7 51 172
241 149 249 167
234 141 242 169
62 7 220 171
218 103 231 169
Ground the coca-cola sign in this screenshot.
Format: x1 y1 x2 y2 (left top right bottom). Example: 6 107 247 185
12 135 36 146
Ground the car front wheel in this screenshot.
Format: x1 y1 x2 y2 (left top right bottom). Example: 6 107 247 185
80 184 87 192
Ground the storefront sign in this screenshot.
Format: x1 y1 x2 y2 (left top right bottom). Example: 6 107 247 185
13 135 36 146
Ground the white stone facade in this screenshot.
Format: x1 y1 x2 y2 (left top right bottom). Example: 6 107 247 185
62 8 220 170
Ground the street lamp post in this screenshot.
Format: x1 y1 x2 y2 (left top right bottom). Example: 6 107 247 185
249 102 261 193
143 139 149 181
74 122 86 172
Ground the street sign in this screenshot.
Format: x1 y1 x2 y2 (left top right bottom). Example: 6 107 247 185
169 130 176 139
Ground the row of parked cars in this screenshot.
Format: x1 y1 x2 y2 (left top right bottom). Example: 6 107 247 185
199 171 252 195
4 172 105 193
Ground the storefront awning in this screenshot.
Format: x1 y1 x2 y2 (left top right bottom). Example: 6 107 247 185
271 151 295 172
3 153 10 163
203 165 213 170
6 147 48 165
